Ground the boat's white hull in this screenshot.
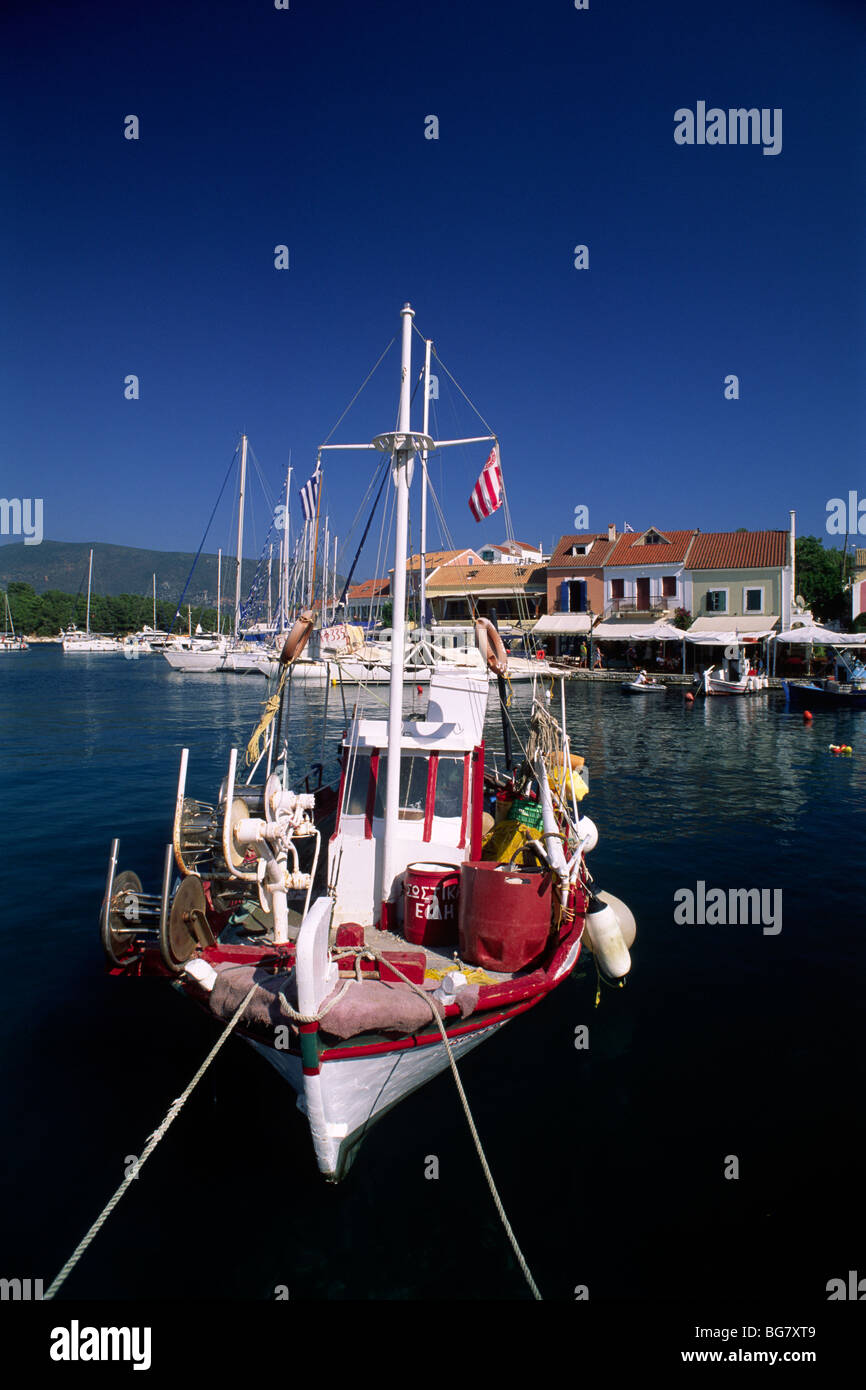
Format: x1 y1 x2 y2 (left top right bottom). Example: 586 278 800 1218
248 1019 506 1180
702 669 769 696
62 637 121 653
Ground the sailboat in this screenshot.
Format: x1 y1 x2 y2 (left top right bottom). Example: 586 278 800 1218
164 438 280 675
98 304 636 1181
61 550 121 652
1 590 28 650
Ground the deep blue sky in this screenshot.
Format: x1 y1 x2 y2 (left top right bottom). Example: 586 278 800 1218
2 0 863 579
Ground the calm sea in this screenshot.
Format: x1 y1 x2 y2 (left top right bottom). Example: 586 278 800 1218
0 648 863 1302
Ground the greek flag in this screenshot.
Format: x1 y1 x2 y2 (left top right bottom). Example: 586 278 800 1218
299 468 319 522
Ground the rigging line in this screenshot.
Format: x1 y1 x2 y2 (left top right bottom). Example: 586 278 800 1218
432 346 498 439
169 443 239 634
336 453 391 609
320 336 396 447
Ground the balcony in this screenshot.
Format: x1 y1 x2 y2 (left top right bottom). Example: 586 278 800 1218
604 597 672 618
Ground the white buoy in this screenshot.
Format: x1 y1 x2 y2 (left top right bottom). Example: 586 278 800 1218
576 815 598 854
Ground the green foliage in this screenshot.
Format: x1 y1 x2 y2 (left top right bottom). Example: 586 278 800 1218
795 536 847 622
5 582 218 637
672 607 692 630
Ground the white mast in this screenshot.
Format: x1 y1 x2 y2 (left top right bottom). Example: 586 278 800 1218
152 573 156 629
323 515 329 626
795 508 800 628
381 304 416 915
332 535 338 622
267 544 273 627
234 434 248 639
86 549 93 635
315 302 493 922
420 336 432 630
217 548 222 635
282 461 292 630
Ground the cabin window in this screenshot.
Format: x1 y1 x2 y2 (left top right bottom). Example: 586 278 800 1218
374 753 429 821
434 755 464 818
342 751 371 816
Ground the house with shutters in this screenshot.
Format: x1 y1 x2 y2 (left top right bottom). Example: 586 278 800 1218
535 527 618 654
593 527 697 646
681 530 790 644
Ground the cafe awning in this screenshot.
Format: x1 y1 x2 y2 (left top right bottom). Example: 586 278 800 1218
771 624 864 645
684 615 778 644
532 613 593 635
592 619 685 641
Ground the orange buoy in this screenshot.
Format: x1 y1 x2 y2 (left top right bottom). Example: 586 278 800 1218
803 710 813 721
685 691 694 703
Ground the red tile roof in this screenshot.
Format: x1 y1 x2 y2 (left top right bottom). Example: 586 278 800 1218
606 529 697 566
549 534 615 568
402 548 481 573
426 563 547 590
348 577 389 600
686 531 788 569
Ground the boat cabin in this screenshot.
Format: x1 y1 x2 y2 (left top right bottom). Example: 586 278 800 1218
329 672 489 926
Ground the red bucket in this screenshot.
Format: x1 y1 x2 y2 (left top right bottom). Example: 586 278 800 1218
459 861 552 972
404 862 461 946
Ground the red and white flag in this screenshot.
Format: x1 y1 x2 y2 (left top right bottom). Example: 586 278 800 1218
468 446 503 522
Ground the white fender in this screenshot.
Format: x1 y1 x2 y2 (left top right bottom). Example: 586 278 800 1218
596 891 636 949
583 896 632 979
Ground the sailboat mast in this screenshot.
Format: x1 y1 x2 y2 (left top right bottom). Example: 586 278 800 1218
332 535 338 623
217 548 222 634
323 516 329 626
420 337 432 630
310 457 322 609
282 462 292 631
234 435 248 638
152 573 156 629
86 549 93 635
382 303 415 917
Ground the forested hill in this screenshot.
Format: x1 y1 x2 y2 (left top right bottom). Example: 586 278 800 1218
0 540 256 602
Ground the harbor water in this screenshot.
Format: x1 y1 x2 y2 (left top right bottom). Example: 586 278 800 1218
0 648 862 1301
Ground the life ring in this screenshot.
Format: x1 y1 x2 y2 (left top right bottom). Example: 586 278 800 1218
280 609 315 665
474 618 508 677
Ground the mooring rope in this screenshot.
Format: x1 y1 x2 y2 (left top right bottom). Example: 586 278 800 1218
43 982 258 1300
350 948 543 1300
46 946 542 1301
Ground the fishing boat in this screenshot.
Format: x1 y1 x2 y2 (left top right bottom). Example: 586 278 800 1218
782 647 866 709
98 304 636 1181
1 591 28 650
696 643 768 696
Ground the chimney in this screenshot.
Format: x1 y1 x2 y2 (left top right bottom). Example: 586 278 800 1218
607 522 616 543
